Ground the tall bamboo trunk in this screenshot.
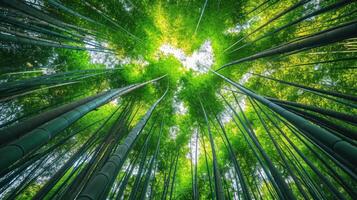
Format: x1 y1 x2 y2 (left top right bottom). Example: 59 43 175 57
220 21 357 69
76 87 168 200
200 99 225 200
0 91 108 145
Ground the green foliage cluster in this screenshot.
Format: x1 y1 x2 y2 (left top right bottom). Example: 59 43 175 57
0 0 356 199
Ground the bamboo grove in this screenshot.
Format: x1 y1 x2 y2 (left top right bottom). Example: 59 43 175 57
0 0 356 199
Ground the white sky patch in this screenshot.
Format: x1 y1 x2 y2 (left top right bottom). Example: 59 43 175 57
85 39 125 69
320 75 337 86
224 16 259 36
119 0 133 12
225 166 240 199
129 56 150 67
186 128 200 165
314 64 321 70
303 0 321 18
254 167 267 189
239 68 275 85
87 50 120 69
297 89 304 95
110 98 121 105
218 90 246 122
177 82 184 92
172 82 187 115
262 68 275 76
120 155 133 173
32 152 69 184
25 0 44 9
174 100 188 115
220 108 233 124
236 96 246 111
41 52 59 75
158 40 214 74
42 68 56 75
239 71 252 84
173 95 187 115
0 101 23 126
169 126 179 139
86 39 149 69
86 41 120 69
25 30 41 38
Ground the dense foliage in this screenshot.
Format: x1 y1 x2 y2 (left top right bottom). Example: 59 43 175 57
0 0 356 199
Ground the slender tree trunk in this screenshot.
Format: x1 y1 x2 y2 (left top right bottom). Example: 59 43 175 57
214 114 251 200
0 91 108 145
48 0 101 25
200 130 215 200
225 0 311 51
245 0 270 16
266 109 348 199
115 133 152 199
128 134 151 200
220 21 357 69
251 73 357 102
213 70 357 172
266 97 357 124
140 120 164 200
76 87 168 200
249 98 309 200
233 94 296 200
169 151 179 200
236 0 353 51
0 76 164 172
281 104 357 140
199 99 225 200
